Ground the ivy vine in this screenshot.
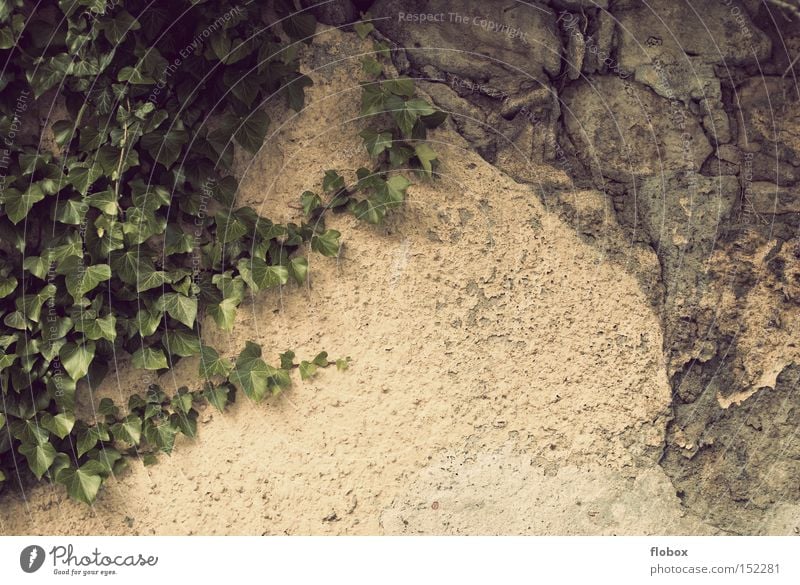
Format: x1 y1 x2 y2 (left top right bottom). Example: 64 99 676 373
0 0 444 504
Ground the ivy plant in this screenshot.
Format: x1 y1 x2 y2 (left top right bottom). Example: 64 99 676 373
0 2 444 505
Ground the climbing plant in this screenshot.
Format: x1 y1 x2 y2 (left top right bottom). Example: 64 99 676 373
0 1 444 504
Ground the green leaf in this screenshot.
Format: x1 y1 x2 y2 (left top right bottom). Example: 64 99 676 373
288 257 308 285
208 297 238 331
65 263 111 299
56 463 103 504
382 174 411 204
311 229 341 257
312 351 329 367
351 198 384 224
299 361 316 380
117 65 154 85
285 74 312 112
415 144 438 176
155 293 197 328
77 424 109 457
2 185 45 224
59 341 96 381
300 190 321 216
140 127 188 168
203 383 230 412
23 256 49 280
111 415 142 445
336 357 350 371
282 12 316 43
132 347 168 371
99 9 140 44
134 307 162 337
361 56 382 77
279 350 295 369
0 413 5 430
69 163 103 195
353 21 374 40
360 128 392 157
144 418 178 453
0 274 18 297
41 412 75 440
235 109 270 154
199 345 232 378
215 209 249 244
19 441 57 480
384 77 415 97
322 170 345 193
361 83 386 116
163 328 201 357
229 341 272 402
74 313 117 342
237 258 288 292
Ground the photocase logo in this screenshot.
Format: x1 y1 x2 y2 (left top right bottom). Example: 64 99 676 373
20 545 46 573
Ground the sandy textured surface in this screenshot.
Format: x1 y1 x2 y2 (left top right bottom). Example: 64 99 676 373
0 27 715 536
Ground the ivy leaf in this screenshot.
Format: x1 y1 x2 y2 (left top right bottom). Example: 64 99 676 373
351 198 384 224
134 307 162 337
300 190 321 216
132 347 168 371
288 257 308 285
163 328 201 357
69 163 103 195
77 424 110 457
65 264 111 299
117 66 154 85
207 297 238 331
382 174 411 205
59 341 96 381
2 185 45 224
215 209 248 244
237 258 288 292
322 170 345 193
85 189 117 215
312 351 329 367
279 350 295 369
144 418 178 453
383 77 415 97
0 274 18 297
336 357 350 371
361 83 386 116
229 341 272 402
414 144 438 176
353 21 374 40
140 127 188 168
203 383 230 412
199 345 232 378
361 56 382 77
299 361 316 380
99 9 140 44
360 128 392 157
111 415 142 445
155 293 197 328
234 109 270 154
284 73 313 112
40 412 75 440
19 441 57 480
311 229 341 257
74 313 117 342
282 11 316 43
56 462 103 505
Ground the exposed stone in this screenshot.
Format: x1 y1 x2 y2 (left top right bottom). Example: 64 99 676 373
748 181 800 214
300 0 358 26
561 76 713 180
370 0 562 94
